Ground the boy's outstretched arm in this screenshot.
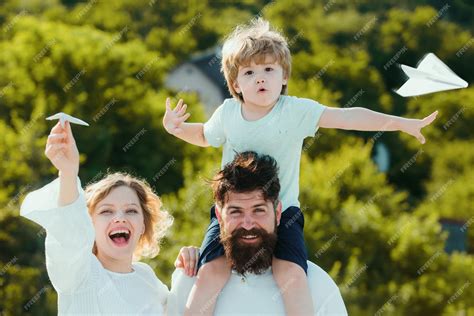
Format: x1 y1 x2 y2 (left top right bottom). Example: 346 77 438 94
318 107 438 144
163 98 210 147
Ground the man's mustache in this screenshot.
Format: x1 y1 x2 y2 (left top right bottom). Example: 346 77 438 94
232 227 267 239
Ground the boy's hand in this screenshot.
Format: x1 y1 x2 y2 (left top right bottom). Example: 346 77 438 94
402 110 438 144
45 121 79 176
175 246 200 277
163 98 191 135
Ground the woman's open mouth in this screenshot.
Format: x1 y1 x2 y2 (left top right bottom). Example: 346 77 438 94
108 229 131 247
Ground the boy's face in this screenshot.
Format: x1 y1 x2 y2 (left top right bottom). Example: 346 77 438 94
233 55 287 108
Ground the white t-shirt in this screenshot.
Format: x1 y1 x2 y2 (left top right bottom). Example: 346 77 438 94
167 261 348 315
20 178 168 315
204 95 326 211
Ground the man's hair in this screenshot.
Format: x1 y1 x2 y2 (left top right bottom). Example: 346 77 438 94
221 18 292 102
212 151 280 207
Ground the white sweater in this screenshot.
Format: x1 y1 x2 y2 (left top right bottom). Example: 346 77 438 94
167 262 348 316
20 178 168 315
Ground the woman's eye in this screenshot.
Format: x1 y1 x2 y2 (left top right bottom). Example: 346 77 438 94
100 210 112 214
126 209 138 214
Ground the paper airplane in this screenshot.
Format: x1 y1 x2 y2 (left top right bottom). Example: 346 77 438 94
395 53 468 97
46 112 89 127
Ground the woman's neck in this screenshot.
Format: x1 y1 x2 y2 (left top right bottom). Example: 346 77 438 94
96 252 133 273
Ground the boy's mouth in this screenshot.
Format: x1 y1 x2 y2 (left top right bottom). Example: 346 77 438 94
108 229 131 247
257 88 267 93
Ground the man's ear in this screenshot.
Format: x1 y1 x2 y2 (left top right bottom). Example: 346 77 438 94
275 201 282 226
215 205 223 224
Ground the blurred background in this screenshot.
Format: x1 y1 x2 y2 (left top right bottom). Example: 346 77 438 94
0 0 473 315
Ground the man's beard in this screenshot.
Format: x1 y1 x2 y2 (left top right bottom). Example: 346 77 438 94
220 223 277 275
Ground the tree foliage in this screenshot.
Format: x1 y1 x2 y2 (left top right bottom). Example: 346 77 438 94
0 1 472 315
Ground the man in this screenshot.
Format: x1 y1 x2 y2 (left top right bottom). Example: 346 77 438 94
168 151 348 315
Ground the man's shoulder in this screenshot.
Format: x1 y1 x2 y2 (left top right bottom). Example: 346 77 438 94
306 261 348 315
307 261 340 292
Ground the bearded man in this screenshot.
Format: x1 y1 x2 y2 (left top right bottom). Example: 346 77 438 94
168 151 347 315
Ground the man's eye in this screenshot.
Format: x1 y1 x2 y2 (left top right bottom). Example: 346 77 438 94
255 208 265 213
126 209 138 214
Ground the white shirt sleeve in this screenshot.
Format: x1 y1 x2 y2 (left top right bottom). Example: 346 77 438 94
20 177 95 293
167 268 196 316
203 102 226 147
289 97 327 138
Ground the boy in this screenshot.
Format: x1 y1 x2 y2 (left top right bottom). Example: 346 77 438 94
163 18 437 315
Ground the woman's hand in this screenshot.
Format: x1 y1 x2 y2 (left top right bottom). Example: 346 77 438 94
45 121 79 176
175 246 200 277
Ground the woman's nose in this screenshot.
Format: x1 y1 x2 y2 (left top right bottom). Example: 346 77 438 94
113 213 126 223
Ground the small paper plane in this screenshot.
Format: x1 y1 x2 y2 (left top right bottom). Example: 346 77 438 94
395 53 468 97
46 112 89 127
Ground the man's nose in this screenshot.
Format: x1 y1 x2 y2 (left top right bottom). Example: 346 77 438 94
241 215 255 230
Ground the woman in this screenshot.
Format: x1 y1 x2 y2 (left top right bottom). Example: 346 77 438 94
21 120 177 314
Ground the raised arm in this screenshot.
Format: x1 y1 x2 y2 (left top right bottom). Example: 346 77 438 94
20 121 94 293
45 121 80 205
163 98 209 147
318 107 438 144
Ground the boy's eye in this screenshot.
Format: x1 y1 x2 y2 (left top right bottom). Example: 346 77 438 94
265 67 273 72
244 70 253 76
100 209 112 214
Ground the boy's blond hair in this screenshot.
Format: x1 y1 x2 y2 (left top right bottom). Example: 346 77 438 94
221 18 292 102
85 172 173 260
